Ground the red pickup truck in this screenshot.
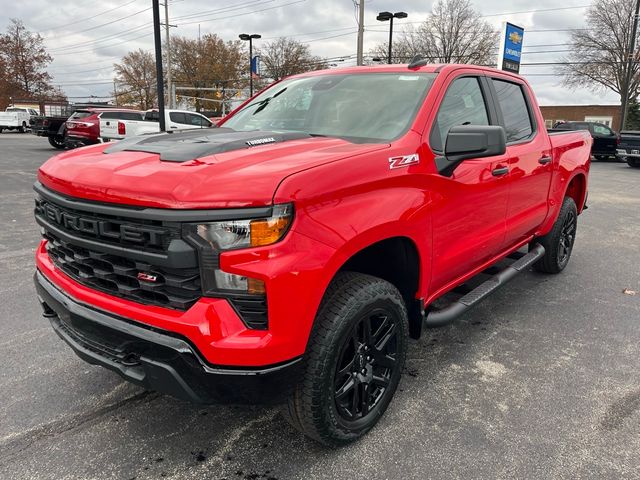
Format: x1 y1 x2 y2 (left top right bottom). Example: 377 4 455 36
34 63 591 446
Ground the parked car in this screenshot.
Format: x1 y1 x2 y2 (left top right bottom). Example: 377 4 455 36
100 108 214 141
0 107 38 133
34 63 591 446
31 114 71 149
551 121 621 161
65 108 143 148
618 130 640 168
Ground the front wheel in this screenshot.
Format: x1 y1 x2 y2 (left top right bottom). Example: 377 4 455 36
533 196 578 274
628 158 640 168
282 272 408 446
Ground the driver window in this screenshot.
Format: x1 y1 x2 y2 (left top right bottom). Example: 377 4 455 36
430 77 489 152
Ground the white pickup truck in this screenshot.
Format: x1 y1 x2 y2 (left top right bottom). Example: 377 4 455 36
100 109 214 140
0 107 39 133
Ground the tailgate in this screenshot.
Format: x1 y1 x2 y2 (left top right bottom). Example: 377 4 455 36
100 119 122 140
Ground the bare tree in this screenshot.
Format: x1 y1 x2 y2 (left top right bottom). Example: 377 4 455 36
560 0 639 104
0 19 54 101
114 49 157 109
258 37 327 81
370 0 498 64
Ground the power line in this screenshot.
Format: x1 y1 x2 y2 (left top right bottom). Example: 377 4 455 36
38 0 139 33
52 31 153 56
177 0 307 26
43 6 151 38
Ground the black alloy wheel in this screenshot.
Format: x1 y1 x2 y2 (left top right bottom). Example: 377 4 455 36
333 309 399 422
557 208 576 269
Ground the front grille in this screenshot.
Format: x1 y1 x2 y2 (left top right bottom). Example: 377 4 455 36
45 232 201 309
35 186 269 328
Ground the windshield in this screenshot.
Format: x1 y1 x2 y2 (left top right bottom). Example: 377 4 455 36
223 73 437 142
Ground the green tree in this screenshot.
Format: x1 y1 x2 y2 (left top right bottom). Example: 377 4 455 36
625 99 640 130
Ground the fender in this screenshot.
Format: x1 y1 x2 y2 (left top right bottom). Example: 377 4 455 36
537 158 590 237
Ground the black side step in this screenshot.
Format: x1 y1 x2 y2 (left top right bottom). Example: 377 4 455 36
424 244 545 328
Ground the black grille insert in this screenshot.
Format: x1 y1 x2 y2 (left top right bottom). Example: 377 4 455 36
45 232 201 310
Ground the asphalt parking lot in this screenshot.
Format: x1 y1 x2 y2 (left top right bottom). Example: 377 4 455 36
0 132 638 480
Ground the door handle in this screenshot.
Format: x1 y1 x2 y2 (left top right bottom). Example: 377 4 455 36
538 156 552 165
492 166 509 177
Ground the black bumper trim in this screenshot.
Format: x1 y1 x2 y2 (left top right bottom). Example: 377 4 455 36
35 270 302 404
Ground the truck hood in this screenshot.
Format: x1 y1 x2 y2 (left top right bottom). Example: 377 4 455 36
38 128 389 208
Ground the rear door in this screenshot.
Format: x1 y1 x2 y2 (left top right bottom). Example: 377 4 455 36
428 75 511 290
591 123 617 156
488 77 553 244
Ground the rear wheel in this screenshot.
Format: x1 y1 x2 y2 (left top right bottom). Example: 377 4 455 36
533 196 578 274
18 122 26 133
282 272 408 446
628 158 640 168
48 135 66 149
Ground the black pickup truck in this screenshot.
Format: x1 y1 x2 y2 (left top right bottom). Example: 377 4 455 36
552 121 621 161
31 114 70 149
618 131 640 168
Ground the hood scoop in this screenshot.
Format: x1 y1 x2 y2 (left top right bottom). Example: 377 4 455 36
103 128 312 162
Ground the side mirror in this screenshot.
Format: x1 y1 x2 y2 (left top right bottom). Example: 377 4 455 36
445 125 506 163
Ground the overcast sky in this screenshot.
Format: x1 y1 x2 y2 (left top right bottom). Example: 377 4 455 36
0 0 620 105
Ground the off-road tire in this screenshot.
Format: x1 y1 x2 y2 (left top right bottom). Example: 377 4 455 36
281 272 408 447
533 196 578 274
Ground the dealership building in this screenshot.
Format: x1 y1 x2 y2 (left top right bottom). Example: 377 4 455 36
539 105 622 131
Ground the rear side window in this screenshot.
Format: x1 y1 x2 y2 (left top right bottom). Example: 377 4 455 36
491 79 533 143
592 123 613 136
188 113 211 126
100 111 143 120
70 111 92 119
170 112 188 124
430 77 489 152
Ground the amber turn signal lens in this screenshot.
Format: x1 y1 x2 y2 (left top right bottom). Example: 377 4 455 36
250 216 291 247
247 277 266 294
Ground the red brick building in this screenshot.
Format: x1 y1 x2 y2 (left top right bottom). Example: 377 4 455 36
539 105 622 131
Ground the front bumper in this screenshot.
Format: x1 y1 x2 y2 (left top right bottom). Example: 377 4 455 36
617 148 640 159
35 270 302 404
65 135 99 148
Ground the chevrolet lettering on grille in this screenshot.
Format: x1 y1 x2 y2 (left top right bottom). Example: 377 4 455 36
36 200 167 247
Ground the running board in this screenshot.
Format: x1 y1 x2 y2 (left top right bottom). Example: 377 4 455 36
424 244 545 328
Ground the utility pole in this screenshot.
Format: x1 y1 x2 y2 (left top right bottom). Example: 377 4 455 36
621 0 640 130
113 81 118 106
152 0 166 131
163 1 174 109
356 0 365 66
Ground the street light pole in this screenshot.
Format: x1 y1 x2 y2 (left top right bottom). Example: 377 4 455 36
377 11 408 64
239 33 261 97
152 0 166 132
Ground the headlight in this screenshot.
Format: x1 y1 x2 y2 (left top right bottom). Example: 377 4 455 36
184 204 293 296
195 204 293 251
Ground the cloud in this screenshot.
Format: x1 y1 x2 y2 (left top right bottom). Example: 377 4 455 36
0 0 619 104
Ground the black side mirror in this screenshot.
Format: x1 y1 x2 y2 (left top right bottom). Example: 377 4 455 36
445 125 506 163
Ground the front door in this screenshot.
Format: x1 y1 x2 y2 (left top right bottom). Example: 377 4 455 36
428 75 510 292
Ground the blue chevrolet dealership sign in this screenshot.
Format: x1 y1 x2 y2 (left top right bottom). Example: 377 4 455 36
498 22 524 73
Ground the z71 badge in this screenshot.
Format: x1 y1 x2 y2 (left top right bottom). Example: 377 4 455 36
388 154 420 169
